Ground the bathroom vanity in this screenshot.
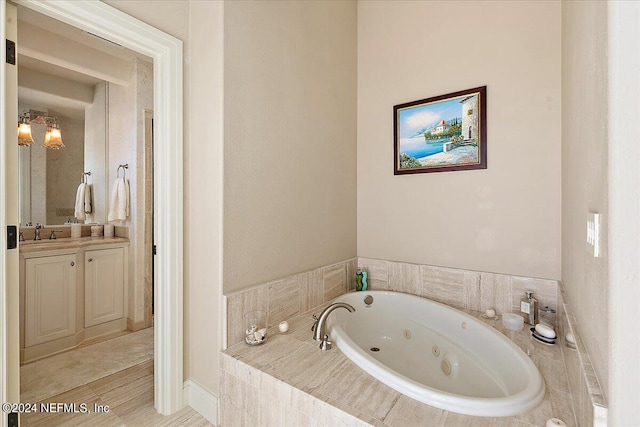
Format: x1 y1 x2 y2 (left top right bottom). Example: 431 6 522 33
19 236 129 363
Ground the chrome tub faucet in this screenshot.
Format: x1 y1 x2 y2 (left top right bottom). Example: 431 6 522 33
311 302 355 350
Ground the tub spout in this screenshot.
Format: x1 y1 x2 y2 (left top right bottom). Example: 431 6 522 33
312 302 355 350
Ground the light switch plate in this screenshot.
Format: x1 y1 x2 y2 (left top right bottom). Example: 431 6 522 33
586 213 600 257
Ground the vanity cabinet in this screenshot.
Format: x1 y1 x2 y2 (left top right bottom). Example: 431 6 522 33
24 254 77 347
85 248 125 327
19 238 129 363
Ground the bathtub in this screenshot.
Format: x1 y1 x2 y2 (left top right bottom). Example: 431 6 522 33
326 291 545 417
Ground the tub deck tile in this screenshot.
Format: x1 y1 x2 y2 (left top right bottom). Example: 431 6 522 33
444 412 535 426
314 356 401 421
383 395 447 427
514 387 574 427
232 333 304 369
269 342 351 390
223 301 575 427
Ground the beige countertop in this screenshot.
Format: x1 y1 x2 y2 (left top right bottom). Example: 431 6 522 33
19 236 129 253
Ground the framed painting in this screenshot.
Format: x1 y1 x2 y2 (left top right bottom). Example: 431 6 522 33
394 86 486 175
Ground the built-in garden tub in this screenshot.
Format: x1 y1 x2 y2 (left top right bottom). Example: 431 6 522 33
326 291 545 417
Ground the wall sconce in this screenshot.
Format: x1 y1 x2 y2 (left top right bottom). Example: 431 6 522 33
17 110 65 149
17 115 34 146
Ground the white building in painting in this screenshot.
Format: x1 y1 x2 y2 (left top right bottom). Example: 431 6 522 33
433 119 450 135
461 95 478 141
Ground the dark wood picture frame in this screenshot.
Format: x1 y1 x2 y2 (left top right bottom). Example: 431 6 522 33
393 86 487 175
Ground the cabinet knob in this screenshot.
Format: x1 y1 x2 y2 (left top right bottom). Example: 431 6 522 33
88 258 93 262
70 262 75 266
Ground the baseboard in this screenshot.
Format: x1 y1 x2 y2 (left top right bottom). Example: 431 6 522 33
127 318 146 332
183 379 219 425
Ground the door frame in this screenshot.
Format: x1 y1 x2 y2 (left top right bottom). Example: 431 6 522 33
2 4 19 425
1 0 184 416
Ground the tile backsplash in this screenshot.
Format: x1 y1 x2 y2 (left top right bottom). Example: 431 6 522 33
358 257 559 315
223 257 559 348
223 258 356 347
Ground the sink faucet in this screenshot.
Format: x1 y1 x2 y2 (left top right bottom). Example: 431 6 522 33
49 229 63 240
311 302 355 350
34 224 42 241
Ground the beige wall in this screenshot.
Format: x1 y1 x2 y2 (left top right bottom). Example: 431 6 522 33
185 0 224 399
108 58 153 326
561 0 609 399
223 1 357 292
105 0 223 398
357 1 562 281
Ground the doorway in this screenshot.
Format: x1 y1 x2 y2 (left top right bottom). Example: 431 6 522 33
1 0 184 420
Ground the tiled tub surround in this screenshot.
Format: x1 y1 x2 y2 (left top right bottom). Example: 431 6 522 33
223 258 357 348
223 257 607 425
221 308 576 426
357 258 559 317
559 285 607 426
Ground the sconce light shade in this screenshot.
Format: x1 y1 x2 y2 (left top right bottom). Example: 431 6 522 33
18 110 65 149
43 123 64 150
17 117 34 146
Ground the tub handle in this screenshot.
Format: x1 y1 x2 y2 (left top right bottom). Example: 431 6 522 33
319 334 332 351
311 315 318 332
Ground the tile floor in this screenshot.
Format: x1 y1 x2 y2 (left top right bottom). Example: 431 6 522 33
20 360 212 426
21 328 154 403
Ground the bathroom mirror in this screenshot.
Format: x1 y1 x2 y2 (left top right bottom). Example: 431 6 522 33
16 3 153 227
18 64 109 225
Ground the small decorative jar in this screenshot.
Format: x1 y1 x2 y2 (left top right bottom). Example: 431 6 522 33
90 225 104 237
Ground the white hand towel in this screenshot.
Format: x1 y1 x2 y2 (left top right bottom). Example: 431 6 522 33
124 178 130 218
84 184 93 214
108 178 130 221
116 178 127 220
108 179 119 221
74 183 86 220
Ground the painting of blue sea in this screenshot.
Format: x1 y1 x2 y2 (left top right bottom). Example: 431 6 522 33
400 136 450 159
397 96 466 160
394 87 486 174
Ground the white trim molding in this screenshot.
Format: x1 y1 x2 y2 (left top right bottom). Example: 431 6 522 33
183 379 220 426
608 1 640 424
1 1 8 426
14 0 184 415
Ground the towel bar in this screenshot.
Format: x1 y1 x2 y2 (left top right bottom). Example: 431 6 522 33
117 164 129 178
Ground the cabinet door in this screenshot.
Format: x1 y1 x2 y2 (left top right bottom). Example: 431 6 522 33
25 254 77 347
85 248 124 327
